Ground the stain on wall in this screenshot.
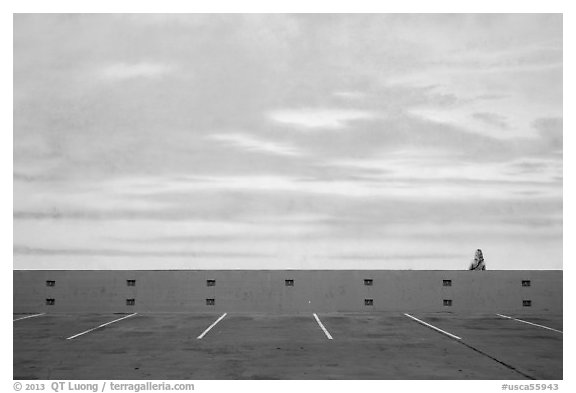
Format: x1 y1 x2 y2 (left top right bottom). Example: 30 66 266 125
13 270 562 314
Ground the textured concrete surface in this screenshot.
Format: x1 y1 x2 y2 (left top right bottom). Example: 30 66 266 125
13 312 562 380
14 270 562 313
410 312 563 379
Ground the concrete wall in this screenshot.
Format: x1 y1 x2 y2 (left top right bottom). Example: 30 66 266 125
13 270 562 314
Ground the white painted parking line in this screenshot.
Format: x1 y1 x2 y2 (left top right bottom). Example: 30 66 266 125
66 313 138 340
13 313 45 322
404 313 462 340
496 314 563 333
197 313 227 339
313 313 333 340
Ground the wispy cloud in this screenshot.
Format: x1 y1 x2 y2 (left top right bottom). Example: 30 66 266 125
321 252 465 260
333 91 367 100
472 112 510 129
98 62 175 80
13 245 270 259
268 108 375 130
208 133 302 156
99 172 561 200
409 107 524 139
532 117 563 152
327 154 562 185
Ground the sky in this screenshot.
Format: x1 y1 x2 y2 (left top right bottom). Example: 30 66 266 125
13 14 563 270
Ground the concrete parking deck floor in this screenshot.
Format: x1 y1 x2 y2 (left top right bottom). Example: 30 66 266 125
13 312 562 380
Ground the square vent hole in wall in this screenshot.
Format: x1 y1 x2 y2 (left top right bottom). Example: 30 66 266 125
522 280 531 287
443 279 452 287
126 280 136 287
206 279 216 287
126 299 135 306
285 279 294 287
45 298 55 306
443 299 453 307
364 279 373 286
523 300 532 307
46 280 55 287
364 299 374 306
206 298 215 306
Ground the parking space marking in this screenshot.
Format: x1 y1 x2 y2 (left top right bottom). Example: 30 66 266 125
404 313 539 379
66 313 138 340
197 313 227 339
496 314 563 333
313 313 333 340
13 313 45 322
403 313 462 340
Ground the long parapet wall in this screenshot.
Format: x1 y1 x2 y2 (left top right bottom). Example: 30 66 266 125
13 270 562 314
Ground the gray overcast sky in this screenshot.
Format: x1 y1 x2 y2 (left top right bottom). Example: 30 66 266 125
13 14 562 270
